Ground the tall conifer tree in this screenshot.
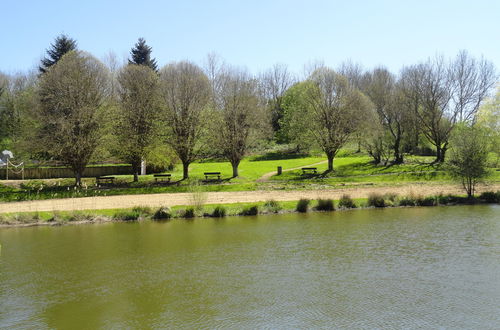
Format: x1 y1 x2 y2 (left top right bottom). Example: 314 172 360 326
129 38 158 72
39 34 77 73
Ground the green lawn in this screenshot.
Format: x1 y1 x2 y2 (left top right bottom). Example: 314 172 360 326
1 153 498 202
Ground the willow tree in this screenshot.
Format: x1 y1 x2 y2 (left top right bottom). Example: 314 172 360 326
159 61 210 179
305 67 372 171
117 65 162 182
37 51 109 186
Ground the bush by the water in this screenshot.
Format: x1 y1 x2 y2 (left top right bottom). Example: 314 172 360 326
479 191 500 203
416 196 436 207
296 199 310 213
338 194 356 209
153 206 171 220
114 210 141 221
240 205 259 216
398 196 416 207
212 206 227 217
264 200 282 213
316 198 335 211
182 207 195 218
367 193 386 208
132 206 152 216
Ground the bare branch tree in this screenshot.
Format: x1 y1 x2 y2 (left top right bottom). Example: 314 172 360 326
305 67 372 171
259 63 294 134
159 61 211 179
37 51 109 186
116 64 162 182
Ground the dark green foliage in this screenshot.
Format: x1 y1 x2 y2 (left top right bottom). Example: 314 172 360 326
153 206 171 220
316 198 334 211
479 191 500 203
182 207 195 218
367 193 386 207
39 34 77 73
264 199 282 213
129 38 158 72
212 206 226 218
437 194 461 205
398 196 416 207
296 199 310 213
114 210 141 221
415 196 436 207
338 194 356 209
240 205 259 216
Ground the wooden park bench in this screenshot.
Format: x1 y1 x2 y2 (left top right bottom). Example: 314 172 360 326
154 174 171 183
301 167 318 175
204 172 221 181
96 176 115 185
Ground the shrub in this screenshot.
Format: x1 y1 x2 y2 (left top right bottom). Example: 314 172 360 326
367 193 386 208
398 196 416 207
479 191 500 203
212 206 227 218
338 194 357 209
132 206 153 216
316 198 335 211
240 205 259 216
114 210 141 221
152 206 171 220
182 207 195 219
416 196 436 207
384 193 398 202
296 199 310 213
264 200 282 213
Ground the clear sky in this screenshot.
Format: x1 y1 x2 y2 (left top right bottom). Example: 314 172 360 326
1 0 499 75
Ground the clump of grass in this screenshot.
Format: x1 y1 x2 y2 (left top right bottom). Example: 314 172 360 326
367 193 386 208
114 210 141 221
263 199 282 213
479 191 500 203
132 206 153 216
338 194 356 209
398 196 416 207
48 211 64 223
240 205 259 216
152 207 171 220
67 212 95 222
316 198 335 211
296 199 310 213
384 193 398 202
181 207 195 219
212 206 227 218
416 196 436 207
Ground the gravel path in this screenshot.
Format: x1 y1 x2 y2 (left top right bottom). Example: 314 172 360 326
1 182 498 213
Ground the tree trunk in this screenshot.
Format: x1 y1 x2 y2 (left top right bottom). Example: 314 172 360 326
393 136 404 164
182 161 189 180
132 162 139 182
327 153 334 172
231 160 240 178
75 171 82 187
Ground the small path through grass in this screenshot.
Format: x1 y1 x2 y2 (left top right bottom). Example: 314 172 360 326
1 182 499 213
256 160 328 182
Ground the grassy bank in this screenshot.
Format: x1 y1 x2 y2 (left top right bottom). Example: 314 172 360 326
1 153 499 203
1 191 498 227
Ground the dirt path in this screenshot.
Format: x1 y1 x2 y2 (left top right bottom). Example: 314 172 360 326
1 183 499 213
256 160 328 182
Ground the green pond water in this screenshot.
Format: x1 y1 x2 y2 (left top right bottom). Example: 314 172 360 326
1 205 499 329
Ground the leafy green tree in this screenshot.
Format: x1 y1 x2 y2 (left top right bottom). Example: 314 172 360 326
39 34 77 73
37 51 109 186
116 65 162 182
447 124 490 198
129 38 158 72
476 87 500 166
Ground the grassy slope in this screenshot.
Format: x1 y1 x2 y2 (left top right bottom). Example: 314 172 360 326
1 153 498 202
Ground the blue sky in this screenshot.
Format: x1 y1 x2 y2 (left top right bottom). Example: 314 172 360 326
1 0 499 75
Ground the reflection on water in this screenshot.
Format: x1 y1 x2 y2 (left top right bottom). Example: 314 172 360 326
1 205 499 329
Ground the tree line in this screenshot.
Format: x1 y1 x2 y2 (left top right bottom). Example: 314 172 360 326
0 34 498 186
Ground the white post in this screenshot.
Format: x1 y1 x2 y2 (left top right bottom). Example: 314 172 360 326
140 159 146 175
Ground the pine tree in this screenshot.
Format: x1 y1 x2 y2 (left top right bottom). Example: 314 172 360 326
129 38 158 72
39 34 77 73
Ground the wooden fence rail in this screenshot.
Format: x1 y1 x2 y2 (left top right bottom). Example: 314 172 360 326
0 165 133 180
